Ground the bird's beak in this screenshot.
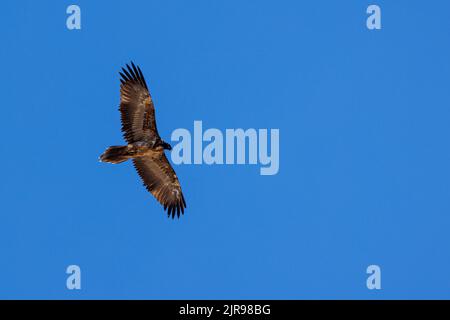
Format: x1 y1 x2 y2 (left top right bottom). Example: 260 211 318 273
163 141 172 150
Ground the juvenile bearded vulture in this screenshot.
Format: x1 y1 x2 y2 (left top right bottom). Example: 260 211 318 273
100 62 186 218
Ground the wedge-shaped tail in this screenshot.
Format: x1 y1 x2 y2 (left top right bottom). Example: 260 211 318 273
99 146 131 164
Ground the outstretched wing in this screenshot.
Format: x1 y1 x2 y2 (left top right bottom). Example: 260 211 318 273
119 62 159 144
133 151 186 218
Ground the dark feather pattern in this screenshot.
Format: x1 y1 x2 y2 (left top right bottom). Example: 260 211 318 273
119 62 186 218
111 62 187 218
133 153 186 219
119 63 158 144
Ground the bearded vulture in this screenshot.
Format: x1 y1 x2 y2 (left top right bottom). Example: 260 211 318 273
100 62 186 218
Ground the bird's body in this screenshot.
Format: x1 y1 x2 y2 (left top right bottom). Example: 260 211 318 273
100 62 186 218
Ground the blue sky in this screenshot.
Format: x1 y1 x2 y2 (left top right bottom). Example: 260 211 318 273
1 0 450 299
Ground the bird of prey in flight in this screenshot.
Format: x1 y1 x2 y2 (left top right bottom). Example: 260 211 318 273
100 62 186 218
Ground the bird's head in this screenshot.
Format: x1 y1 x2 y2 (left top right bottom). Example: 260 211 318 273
162 141 172 150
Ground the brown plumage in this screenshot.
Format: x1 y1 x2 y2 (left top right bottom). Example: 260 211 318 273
100 62 186 218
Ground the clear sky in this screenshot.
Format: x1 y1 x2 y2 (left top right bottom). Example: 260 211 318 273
1 0 450 299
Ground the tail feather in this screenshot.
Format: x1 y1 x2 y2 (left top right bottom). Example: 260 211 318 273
99 146 131 164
